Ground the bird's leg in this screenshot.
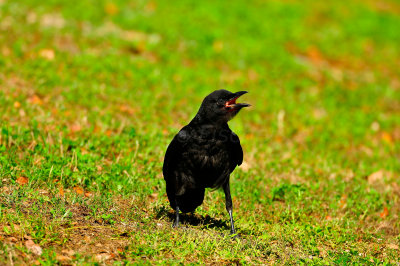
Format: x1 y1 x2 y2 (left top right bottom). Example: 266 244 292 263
173 206 180 228
223 180 236 234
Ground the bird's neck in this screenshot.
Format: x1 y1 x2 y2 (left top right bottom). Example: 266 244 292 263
190 114 228 131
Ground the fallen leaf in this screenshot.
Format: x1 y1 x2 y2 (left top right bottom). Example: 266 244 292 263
59 187 64 196
6 237 18 242
25 240 43 255
95 253 111 261
10 224 20 231
73 186 84 195
212 40 224 52
339 195 347 209
307 46 323 64
80 147 89 155
28 95 43 105
2 46 11 56
392 182 400 195
239 161 250 172
316 168 324 175
313 108 327 120
24 235 33 240
121 29 147 42
145 1 156 12
16 176 29 185
381 132 393 144
245 133 254 139
368 170 384 184
56 255 71 262
61 249 75 256
41 13 65 29
104 2 119 15
380 207 389 218
39 49 55 60
93 125 101 133
84 191 93 197
325 215 332 221
149 193 158 200
387 243 399 250
371 121 380 132
275 135 283 143
119 105 135 115
220 70 242 84
173 74 182 83
247 69 259 82
13 101 21 108
38 189 48 194
69 124 82 133
105 129 113 136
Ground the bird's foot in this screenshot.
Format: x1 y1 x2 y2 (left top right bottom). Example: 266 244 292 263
230 231 240 239
172 222 179 228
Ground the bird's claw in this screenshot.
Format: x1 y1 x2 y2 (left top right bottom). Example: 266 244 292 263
230 232 240 239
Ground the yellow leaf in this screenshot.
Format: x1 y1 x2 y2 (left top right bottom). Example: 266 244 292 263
212 40 224 52
73 186 84 195
39 49 55 60
105 2 118 15
381 132 393 144
145 1 157 12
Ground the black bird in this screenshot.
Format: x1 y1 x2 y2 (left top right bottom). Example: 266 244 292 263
162 90 250 234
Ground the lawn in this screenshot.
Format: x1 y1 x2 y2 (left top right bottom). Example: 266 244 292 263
0 0 400 264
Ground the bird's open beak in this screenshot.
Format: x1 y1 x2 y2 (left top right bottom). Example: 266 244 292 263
225 91 251 109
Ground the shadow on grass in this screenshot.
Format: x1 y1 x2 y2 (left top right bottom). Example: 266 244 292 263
154 206 230 231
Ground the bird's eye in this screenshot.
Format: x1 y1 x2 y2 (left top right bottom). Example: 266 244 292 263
217 99 225 107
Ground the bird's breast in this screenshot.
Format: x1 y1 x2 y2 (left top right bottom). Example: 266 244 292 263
184 141 230 188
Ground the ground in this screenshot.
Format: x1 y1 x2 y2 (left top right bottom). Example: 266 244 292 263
0 0 400 264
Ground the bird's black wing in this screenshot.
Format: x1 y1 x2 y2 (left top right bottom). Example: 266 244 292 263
163 130 186 209
227 131 243 173
163 130 185 181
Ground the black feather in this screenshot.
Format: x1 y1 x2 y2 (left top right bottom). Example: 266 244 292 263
162 89 249 233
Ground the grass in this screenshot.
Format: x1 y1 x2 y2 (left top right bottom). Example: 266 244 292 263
0 0 400 264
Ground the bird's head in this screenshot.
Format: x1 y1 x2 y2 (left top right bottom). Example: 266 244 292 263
195 90 250 124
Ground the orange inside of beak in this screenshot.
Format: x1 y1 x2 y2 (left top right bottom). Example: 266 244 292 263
225 96 239 107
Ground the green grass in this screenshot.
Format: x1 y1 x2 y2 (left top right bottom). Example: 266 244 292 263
1 0 400 264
